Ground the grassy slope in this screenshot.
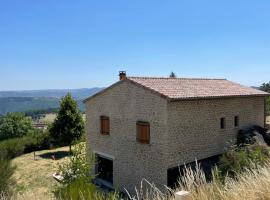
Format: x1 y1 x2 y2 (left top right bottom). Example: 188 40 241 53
12 146 70 198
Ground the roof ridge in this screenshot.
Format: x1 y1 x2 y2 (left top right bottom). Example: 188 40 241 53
127 76 227 80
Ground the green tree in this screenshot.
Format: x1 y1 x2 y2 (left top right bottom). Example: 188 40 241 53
0 113 34 141
260 82 270 115
260 82 270 93
49 94 84 152
169 71 176 78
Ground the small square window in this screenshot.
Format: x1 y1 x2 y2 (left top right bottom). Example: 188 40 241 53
234 116 239 127
220 118 226 129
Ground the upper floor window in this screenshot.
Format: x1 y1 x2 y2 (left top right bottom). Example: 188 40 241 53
100 116 110 135
136 121 150 144
234 116 239 127
220 117 226 129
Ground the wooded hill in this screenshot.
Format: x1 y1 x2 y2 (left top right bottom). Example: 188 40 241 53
0 88 103 115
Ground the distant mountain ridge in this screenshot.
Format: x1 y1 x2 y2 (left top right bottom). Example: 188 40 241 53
0 88 104 115
0 88 104 100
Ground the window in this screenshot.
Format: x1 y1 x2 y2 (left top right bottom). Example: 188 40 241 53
96 155 113 184
220 117 226 129
136 121 150 144
100 116 110 135
234 116 239 127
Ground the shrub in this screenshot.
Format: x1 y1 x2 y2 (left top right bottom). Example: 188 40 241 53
54 177 121 200
218 144 270 178
0 113 35 141
0 131 51 159
263 100 269 116
54 143 114 200
0 157 16 197
0 138 26 159
23 131 51 153
57 143 94 184
54 177 98 200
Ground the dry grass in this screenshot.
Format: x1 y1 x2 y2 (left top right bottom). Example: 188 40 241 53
177 162 270 200
126 162 270 200
267 116 270 125
12 146 70 199
39 113 57 124
39 113 86 124
7 161 270 200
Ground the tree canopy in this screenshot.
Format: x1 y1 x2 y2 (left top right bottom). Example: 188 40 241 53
260 82 270 115
260 82 270 93
49 94 84 152
0 113 35 141
169 72 177 78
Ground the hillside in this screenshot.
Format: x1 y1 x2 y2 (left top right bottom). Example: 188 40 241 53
0 88 103 115
0 88 103 99
0 97 60 115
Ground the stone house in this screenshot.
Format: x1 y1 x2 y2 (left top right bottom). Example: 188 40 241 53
84 71 269 193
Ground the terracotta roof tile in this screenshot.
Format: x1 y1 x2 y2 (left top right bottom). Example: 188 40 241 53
127 77 269 100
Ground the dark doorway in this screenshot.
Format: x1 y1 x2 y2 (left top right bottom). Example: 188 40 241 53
96 155 113 184
167 155 220 188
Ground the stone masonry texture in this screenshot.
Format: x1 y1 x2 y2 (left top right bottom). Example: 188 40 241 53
85 80 265 194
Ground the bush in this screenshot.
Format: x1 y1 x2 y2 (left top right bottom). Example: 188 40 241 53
57 143 94 184
0 138 26 159
0 113 35 141
0 131 51 159
54 177 121 200
0 157 16 196
267 97 270 115
53 143 117 200
54 177 98 200
218 144 270 178
23 131 51 153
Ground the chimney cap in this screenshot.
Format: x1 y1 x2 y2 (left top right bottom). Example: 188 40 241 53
119 71 126 75
119 71 127 80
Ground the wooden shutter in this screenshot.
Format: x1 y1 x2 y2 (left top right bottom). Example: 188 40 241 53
136 121 150 144
100 116 110 135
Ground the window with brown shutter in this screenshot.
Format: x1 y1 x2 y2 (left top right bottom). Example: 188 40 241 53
100 116 110 135
136 121 150 144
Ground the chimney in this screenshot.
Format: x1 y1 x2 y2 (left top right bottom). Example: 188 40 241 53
119 71 127 80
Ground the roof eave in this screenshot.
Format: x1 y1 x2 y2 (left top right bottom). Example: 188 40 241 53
168 93 270 102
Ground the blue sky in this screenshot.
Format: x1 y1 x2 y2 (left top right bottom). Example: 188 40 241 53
1 0 270 91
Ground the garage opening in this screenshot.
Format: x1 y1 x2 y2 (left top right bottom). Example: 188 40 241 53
95 154 113 185
167 155 220 189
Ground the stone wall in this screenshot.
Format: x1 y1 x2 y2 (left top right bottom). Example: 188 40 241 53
85 80 169 193
167 96 265 168
85 79 265 192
